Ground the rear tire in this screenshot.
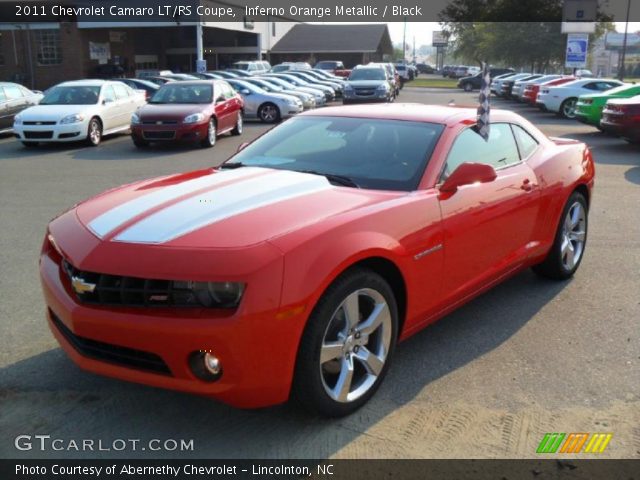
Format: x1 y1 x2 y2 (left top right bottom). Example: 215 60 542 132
292 268 398 417
559 98 577 119
532 191 588 280
231 112 243 136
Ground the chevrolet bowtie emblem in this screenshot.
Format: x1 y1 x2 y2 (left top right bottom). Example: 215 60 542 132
71 276 96 294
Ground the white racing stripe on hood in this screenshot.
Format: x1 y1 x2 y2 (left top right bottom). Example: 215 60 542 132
88 167 263 238
113 170 332 244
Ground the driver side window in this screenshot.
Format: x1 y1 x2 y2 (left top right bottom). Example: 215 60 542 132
441 124 520 181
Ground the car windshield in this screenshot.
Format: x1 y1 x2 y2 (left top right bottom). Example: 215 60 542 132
149 84 212 104
230 81 266 95
349 69 386 81
227 116 444 191
40 86 100 105
233 63 250 71
317 62 338 69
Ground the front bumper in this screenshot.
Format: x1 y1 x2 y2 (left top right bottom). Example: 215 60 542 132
39 229 307 409
13 120 89 142
343 90 390 102
574 105 601 126
281 103 304 117
131 121 208 142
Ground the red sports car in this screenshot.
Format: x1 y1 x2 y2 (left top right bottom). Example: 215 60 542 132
130 80 243 148
600 95 640 143
41 104 594 416
523 76 575 105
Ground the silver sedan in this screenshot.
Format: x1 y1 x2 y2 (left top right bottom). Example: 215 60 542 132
226 79 303 123
243 78 316 109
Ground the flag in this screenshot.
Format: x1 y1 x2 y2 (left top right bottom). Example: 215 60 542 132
476 62 491 141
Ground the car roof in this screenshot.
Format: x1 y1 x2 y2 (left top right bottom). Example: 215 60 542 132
56 80 111 87
301 103 522 126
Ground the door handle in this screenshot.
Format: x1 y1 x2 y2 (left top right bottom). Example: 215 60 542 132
521 179 533 191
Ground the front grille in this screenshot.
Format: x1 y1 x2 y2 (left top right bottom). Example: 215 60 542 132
50 310 172 375
355 89 375 96
142 130 176 140
24 121 56 125
142 120 178 125
24 131 53 139
62 259 197 307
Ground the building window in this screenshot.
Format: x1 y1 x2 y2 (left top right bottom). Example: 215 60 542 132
272 22 276 37
35 29 62 65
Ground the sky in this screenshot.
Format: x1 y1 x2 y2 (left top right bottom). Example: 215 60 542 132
384 22 640 46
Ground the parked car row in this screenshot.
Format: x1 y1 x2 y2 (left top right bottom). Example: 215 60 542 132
493 71 640 144
456 67 516 91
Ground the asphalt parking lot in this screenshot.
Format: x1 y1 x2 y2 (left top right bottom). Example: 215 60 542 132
0 88 638 459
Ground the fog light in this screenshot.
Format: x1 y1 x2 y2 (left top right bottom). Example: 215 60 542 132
204 353 221 375
189 351 223 382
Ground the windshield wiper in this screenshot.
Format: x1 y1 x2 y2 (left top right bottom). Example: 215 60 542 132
218 162 246 169
296 170 360 188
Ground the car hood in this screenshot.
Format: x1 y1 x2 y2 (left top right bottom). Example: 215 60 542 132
347 80 386 88
70 167 397 249
137 104 208 120
18 104 94 121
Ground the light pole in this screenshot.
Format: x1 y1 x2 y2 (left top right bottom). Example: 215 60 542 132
618 0 631 81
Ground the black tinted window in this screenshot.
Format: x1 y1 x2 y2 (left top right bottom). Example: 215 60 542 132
443 124 520 179
230 116 444 191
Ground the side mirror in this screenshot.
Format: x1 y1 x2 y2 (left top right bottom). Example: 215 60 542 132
440 162 497 194
237 142 249 152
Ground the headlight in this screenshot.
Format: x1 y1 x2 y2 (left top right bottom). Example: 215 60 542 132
60 114 85 124
286 98 298 106
131 113 141 125
183 113 205 124
344 84 354 91
13 115 22 125
172 281 245 308
377 84 389 91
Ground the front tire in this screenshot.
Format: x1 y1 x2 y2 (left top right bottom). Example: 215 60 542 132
132 137 149 148
463 82 473 92
258 103 280 124
292 268 398 417
532 191 588 280
86 117 102 146
200 118 216 148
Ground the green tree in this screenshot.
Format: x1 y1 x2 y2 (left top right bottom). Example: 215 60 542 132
439 0 614 70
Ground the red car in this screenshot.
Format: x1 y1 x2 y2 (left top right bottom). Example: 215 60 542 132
600 95 640 143
523 76 575 105
130 80 243 148
41 104 594 416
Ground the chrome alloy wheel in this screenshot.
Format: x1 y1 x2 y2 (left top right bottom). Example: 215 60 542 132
208 119 216 145
260 104 278 122
319 288 392 403
563 98 577 118
561 201 586 270
88 120 101 145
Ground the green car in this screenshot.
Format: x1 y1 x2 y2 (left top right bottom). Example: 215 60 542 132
575 84 640 128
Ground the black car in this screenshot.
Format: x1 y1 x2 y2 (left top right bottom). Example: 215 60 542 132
416 63 435 74
457 68 516 91
441 65 454 77
117 78 159 100
0 82 43 134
